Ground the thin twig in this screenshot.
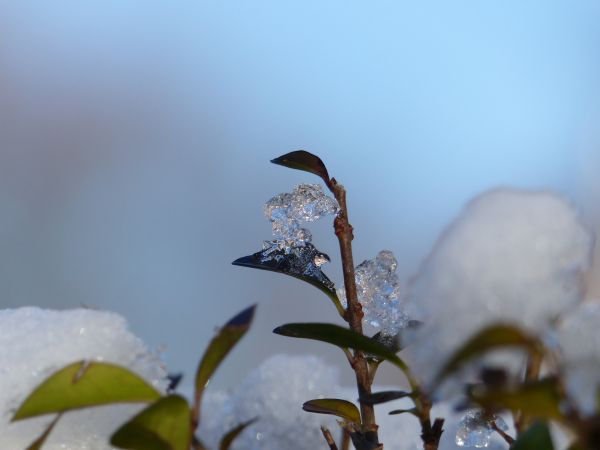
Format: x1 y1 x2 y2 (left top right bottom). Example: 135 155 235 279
491 420 515 445
328 179 380 446
321 426 340 450
341 428 351 450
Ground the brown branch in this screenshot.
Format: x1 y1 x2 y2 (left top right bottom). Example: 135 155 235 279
321 426 340 450
341 428 351 450
514 351 543 435
328 179 380 447
491 420 515 446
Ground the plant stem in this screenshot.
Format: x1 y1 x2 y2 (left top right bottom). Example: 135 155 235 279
329 179 380 446
321 427 340 450
514 352 543 435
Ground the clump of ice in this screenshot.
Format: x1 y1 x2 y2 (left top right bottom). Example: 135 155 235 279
338 250 408 335
557 301 600 415
263 184 339 251
0 307 167 450
406 188 594 389
455 410 508 448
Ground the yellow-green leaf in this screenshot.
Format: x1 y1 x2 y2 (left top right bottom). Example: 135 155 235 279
25 415 61 450
111 395 191 450
470 378 562 420
303 399 361 423
511 422 554 450
195 305 256 395
219 418 257 450
13 361 161 421
434 324 543 387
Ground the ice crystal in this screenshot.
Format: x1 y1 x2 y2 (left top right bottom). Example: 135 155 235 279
455 410 508 448
338 250 408 335
264 184 339 250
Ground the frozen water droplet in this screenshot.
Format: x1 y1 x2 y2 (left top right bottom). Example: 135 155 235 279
455 410 503 448
338 250 407 334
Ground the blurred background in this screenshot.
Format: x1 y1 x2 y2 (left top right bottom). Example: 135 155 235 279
0 1 599 387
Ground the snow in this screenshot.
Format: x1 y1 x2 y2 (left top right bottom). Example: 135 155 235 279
405 188 594 389
0 307 167 450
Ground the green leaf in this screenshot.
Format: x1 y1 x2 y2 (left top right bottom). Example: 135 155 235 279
13 361 161 420
388 408 417 416
195 305 256 395
470 378 562 420
111 395 191 450
233 245 345 317
511 422 554 450
25 415 61 450
359 391 412 405
270 150 331 187
434 324 543 387
273 323 410 372
303 399 361 423
219 418 257 450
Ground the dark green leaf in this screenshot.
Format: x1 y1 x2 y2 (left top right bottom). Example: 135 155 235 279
270 150 331 188
233 244 344 317
273 323 409 372
303 399 361 423
434 324 543 387
359 391 412 405
25 415 61 450
111 395 191 450
388 408 417 416
470 378 562 420
13 361 161 420
511 422 554 450
219 418 257 450
195 305 256 396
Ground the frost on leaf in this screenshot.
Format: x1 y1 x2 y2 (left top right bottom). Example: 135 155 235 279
455 410 508 448
338 250 408 335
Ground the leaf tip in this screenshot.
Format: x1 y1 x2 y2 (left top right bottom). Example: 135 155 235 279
226 304 257 327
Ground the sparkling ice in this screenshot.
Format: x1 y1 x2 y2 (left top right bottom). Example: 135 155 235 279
264 184 339 250
338 250 408 335
455 410 508 448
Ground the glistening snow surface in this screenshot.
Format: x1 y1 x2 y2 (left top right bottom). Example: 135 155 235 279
405 188 594 389
0 307 167 450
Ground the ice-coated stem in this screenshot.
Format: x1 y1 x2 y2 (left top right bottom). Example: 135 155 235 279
329 179 380 447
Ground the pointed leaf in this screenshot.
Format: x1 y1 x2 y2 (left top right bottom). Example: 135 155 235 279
111 394 191 450
389 408 418 416
511 422 554 450
25 415 61 450
359 391 412 405
195 305 256 395
271 150 331 188
13 361 161 420
219 418 257 450
303 399 361 423
273 323 409 372
434 324 543 387
233 245 344 317
470 378 562 420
